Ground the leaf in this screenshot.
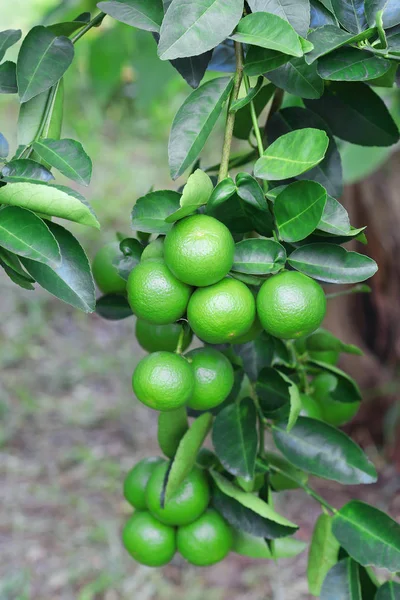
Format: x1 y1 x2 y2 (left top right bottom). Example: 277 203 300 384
0 61 17 94
365 0 400 28
232 239 286 275
32 139 92 186
304 82 399 147
233 84 276 140
284 374 302 431
113 237 143 280
331 0 368 33
18 82 64 146
244 46 290 76
0 182 99 229
97 0 164 32
0 206 60 266
310 0 339 28
0 248 35 290
247 0 311 36
46 20 88 37
272 417 377 484
17 26 74 103
375 581 400 599
169 76 233 179
332 501 400 572
306 25 356 63
310 360 363 403
256 367 291 418
207 39 236 73
0 29 22 61
233 334 275 381
317 195 352 235
308 514 340 596
233 530 307 559
158 0 244 60
275 181 327 242
230 76 264 112
212 398 258 480
21 221 95 312
305 329 363 356
95 294 133 320
288 243 378 283
230 12 303 57
268 58 324 99
170 51 213 89
320 558 362 600
254 128 329 180
163 412 212 503
0 133 8 159
158 407 189 459
317 47 392 82
131 190 181 233
2 159 54 183
165 169 213 222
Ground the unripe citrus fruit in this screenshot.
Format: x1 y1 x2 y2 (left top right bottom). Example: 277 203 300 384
177 508 233 566
141 237 164 261
146 463 210 526
188 278 256 344
164 215 235 287
135 319 193 353
127 259 192 325
92 241 126 294
122 511 176 566
132 351 194 411
257 271 326 340
312 372 360 426
185 347 234 410
309 350 340 365
124 456 164 509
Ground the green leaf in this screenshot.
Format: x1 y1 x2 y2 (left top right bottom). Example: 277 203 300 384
169 76 233 179
232 239 287 275
158 0 244 60
275 180 327 242
310 0 339 28
0 29 22 61
2 159 54 183
247 0 311 36
233 84 276 140
0 61 17 94
0 182 99 229
158 407 189 459
17 26 74 103
272 417 377 484
233 334 275 381
305 25 371 64
365 0 400 28
233 530 307 559
256 367 291 418
254 128 329 180
244 46 290 76
163 412 212 502
320 558 362 600
231 12 303 57
212 398 258 480
0 206 60 266
317 195 353 236
261 451 309 490
18 81 64 146
331 0 368 33
0 133 8 158
113 237 143 280
32 138 92 186
170 50 213 89
165 169 213 222
310 362 362 404
230 76 264 112
305 328 363 356
288 243 378 283
375 581 400 599
96 294 133 320
332 501 400 572
317 47 392 82
97 0 164 32
0 248 35 290
282 373 302 431
268 57 324 99
308 514 340 596
46 20 88 37
21 221 95 312
131 190 181 233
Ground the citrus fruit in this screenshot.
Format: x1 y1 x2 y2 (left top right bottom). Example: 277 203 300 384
230 315 263 344
146 463 210 526
92 241 126 294
122 511 176 566
257 271 326 340
135 319 193 353
187 278 256 344
311 372 360 426
132 351 194 411
127 259 192 325
124 456 164 509
309 350 340 365
185 347 234 410
141 237 164 261
164 215 235 287
177 508 233 566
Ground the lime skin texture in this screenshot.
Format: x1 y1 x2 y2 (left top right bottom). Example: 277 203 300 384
127 258 192 325
177 508 233 566
124 456 165 510
92 241 126 294
185 347 234 410
146 463 210 526
132 351 194 411
122 510 176 567
135 319 193 353
164 214 235 287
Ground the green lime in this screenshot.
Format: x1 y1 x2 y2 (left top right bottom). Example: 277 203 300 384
122 511 176 566
127 259 192 325
230 315 263 344
124 456 165 510
188 278 256 344
312 372 360 426
177 508 233 566
300 393 324 420
92 241 126 294
257 271 326 340
146 463 210 526
164 215 235 287
141 237 164 261
309 350 340 365
185 347 234 410
132 351 194 411
135 319 193 353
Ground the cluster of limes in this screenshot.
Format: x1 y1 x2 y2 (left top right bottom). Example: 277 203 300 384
122 457 233 567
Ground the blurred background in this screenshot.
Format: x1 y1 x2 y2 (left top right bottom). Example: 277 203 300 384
1 1 399 598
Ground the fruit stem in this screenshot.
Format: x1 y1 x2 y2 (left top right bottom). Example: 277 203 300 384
175 327 186 355
217 42 244 183
71 12 106 44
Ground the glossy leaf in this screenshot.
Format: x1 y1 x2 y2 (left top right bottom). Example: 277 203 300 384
207 40 236 72
95 294 133 320
230 76 264 112
0 29 22 61
331 0 368 32
268 58 324 99
306 25 356 63
230 12 303 57
375 581 400 599
317 195 353 235
244 46 290 76
320 558 362 600
288 243 378 283
131 190 181 233
0 248 35 290
283 373 302 431
262 451 309 490
113 238 143 280
169 76 233 179
310 360 362 403
233 84 276 140
233 334 275 381
232 239 286 275
365 0 400 28
32 138 92 186
308 514 340 596
18 81 64 146
310 0 338 27
318 47 391 82
46 20 88 37
0 61 17 94
165 169 213 222
158 407 189 459
2 159 54 183
275 181 327 242
306 329 363 356
97 0 164 32
256 367 291 418
247 0 311 36
233 530 307 559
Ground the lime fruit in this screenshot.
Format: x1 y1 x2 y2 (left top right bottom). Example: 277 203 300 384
141 237 164 261
177 508 233 566
132 351 194 411
311 372 360 426
164 215 235 287
127 259 192 325
185 347 234 410
257 271 326 340
146 463 210 526
309 350 340 365
135 319 193 353
92 241 126 294
188 278 256 344
122 511 176 566
124 456 165 509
